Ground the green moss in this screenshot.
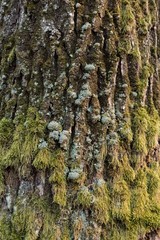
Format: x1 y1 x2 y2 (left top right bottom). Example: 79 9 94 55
25 210 43 240
0 118 14 147
111 179 131 223
75 186 93 208
121 152 135 183
7 47 16 64
92 182 109 224
0 215 12 240
108 224 138 240
132 0 151 37
3 123 24 167
9 196 60 239
146 106 160 149
1 35 15 73
33 148 52 170
11 204 28 238
49 150 67 207
132 107 149 156
118 38 132 55
118 121 133 144
131 105 160 166
5 108 67 208
52 184 66 207
21 107 46 164
61 224 70 240
0 118 14 191
146 167 160 196
40 213 58 240
1 107 46 169
138 64 154 98
120 1 135 34
34 149 67 207
131 170 150 223
107 162 160 238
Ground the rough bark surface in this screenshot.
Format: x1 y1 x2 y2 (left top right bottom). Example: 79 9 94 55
0 0 160 239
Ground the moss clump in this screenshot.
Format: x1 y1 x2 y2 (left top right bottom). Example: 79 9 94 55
118 121 133 144
75 186 93 208
131 169 150 223
34 148 67 207
2 107 46 170
40 215 58 240
146 106 160 149
121 152 135 183
3 123 24 167
146 166 160 197
108 224 138 240
0 118 14 147
111 178 131 223
52 184 67 207
107 167 160 239
92 181 109 224
21 107 46 164
0 108 67 208
132 107 149 156
138 64 154 98
120 1 135 34
49 150 67 207
131 106 160 165
75 182 110 224
9 196 59 239
33 148 52 170
61 224 70 240
0 215 12 240
0 118 15 191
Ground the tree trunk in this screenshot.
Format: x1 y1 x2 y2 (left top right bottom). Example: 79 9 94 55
0 0 160 239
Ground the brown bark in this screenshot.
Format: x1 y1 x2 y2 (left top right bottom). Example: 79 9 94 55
0 0 160 239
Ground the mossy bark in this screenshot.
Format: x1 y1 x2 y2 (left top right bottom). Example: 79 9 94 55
0 0 160 239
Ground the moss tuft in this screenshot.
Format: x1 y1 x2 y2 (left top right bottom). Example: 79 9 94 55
111 178 131 223
49 150 67 207
132 107 149 156
75 186 93 208
131 169 150 223
131 106 160 166
92 182 109 224
33 148 52 170
0 118 14 147
120 1 135 34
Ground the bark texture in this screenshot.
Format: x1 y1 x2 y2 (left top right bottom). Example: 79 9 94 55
0 0 160 239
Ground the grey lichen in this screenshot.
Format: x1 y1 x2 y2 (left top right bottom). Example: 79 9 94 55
47 121 62 131
82 22 91 32
38 140 48 149
75 83 92 105
59 130 70 150
84 64 96 72
49 130 59 140
68 166 83 181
